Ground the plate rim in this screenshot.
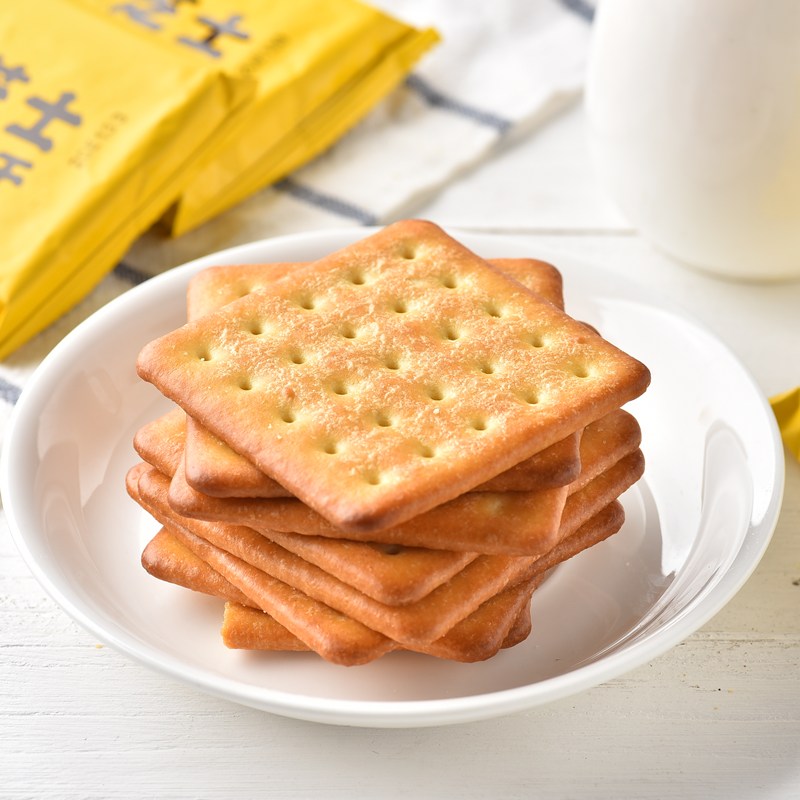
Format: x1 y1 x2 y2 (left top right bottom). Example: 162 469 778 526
1 227 785 727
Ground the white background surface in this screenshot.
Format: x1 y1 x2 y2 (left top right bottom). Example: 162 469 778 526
2 102 799 798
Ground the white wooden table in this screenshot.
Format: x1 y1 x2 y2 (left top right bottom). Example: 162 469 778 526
2 102 799 799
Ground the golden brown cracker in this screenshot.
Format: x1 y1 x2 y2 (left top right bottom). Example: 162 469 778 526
183 415 293 498
134 455 639 646
157 519 395 666
416 574 542 662
186 256 565 320
125 460 149 501
140 519 539 660
478 430 580 492
253 448 643 601
260 529 477 606
568 408 641 495
181 256 574 498
530 500 625 578
142 473 539 645
169 461 569 556
224 427 640 602
134 413 627 602
489 258 564 309
221 575 543 662
184 414 580 498
137 220 649 534
221 602 315 653
159 502 624 664
560 449 643 537
141 528 254 607
133 408 185 477
131 460 628 664
187 262 299 320
502 598 532 650
165 410 641 556
133 405 589 502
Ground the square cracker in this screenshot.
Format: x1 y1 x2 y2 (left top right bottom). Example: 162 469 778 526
132 450 641 646
181 256 577 498
219 574 543 662
139 467 549 646
137 220 650 533
133 411 640 608
128 465 391 666
133 410 642 607
130 463 629 663
134 405 579 500
183 411 580 497
186 256 565 320
143 527 541 662
220 411 641 603
141 482 624 664
168 463 569 556
166 410 642 556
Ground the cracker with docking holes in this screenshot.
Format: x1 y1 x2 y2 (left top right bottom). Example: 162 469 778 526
138 408 640 603
132 402 582 501
209 412 641 603
184 410 580 497
131 401 579 501
165 413 642 556
136 220 650 534
181 256 578 498
185 257 564 320
132 450 641 645
139 465 545 645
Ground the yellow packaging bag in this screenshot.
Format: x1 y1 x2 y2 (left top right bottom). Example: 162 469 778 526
76 0 439 234
0 1 251 359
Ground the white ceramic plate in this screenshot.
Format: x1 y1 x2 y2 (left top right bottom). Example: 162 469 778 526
1 229 784 728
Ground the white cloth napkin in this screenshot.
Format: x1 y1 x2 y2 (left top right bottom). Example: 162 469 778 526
0 0 593 437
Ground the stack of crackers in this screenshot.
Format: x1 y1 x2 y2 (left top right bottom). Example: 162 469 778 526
128 220 650 666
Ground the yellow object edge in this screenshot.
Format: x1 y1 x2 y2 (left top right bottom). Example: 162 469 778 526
770 386 800 460
169 26 440 236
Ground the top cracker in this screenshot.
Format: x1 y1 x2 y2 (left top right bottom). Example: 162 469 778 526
137 220 649 533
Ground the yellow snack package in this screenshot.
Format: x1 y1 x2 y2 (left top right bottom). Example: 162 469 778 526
0 1 251 359
76 0 439 235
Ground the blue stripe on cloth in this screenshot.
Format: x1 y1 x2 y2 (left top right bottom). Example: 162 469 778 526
558 0 595 22
113 261 151 286
404 74 513 134
274 178 378 225
0 375 22 405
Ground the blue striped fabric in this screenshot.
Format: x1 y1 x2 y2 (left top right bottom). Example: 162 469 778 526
113 261 152 286
559 0 595 22
404 75 513 134
0 375 21 405
274 178 379 225
273 74 517 225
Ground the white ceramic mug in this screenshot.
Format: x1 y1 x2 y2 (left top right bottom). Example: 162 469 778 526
586 0 800 281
